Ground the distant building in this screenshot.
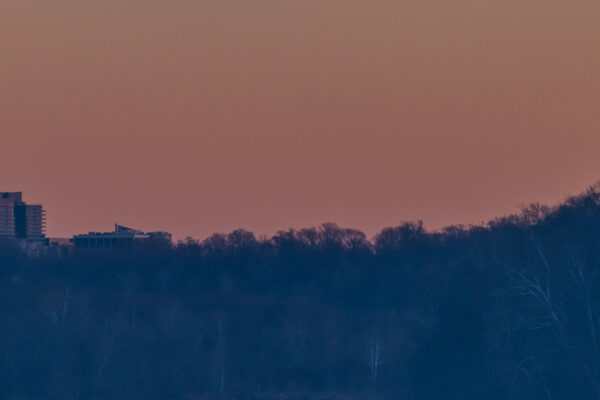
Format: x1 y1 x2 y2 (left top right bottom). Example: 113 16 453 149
49 237 72 247
15 203 45 240
48 237 74 257
1 192 23 202
72 224 172 249
0 198 16 238
0 192 46 242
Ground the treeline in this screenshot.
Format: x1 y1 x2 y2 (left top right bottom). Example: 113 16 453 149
2 185 600 399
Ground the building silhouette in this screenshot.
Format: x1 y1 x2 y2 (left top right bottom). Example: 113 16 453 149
72 224 172 249
0 192 46 241
1 192 172 250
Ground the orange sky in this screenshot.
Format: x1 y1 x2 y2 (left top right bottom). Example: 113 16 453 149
1 0 599 240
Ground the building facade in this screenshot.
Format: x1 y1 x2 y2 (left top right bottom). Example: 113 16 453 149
72 224 171 249
0 198 16 238
0 192 46 241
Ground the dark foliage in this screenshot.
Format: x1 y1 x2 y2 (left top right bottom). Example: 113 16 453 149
3 185 600 399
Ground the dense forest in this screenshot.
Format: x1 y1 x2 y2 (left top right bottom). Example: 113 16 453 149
3 185 600 399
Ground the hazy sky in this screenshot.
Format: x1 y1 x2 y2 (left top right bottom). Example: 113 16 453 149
1 0 599 240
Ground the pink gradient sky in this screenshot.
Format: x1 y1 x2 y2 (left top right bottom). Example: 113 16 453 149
1 0 599 240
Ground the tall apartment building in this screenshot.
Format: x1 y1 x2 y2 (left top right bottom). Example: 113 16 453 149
0 192 46 241
0 198 15 238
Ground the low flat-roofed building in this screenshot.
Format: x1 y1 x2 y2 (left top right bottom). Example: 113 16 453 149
49 238 73 247
48 237 74 256
73 224 172 249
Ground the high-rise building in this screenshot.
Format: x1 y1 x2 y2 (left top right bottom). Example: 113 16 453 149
18 204 46 240
0 192 46 241
0 198 16 238
1 192 23 202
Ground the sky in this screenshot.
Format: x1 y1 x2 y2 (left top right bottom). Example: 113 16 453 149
1 0 599 240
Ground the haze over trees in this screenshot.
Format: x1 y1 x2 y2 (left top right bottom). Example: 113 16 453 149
2 184 600 399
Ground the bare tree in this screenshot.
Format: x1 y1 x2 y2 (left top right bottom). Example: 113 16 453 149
367 334 383 388
216 316 226 396
567 247 600 351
